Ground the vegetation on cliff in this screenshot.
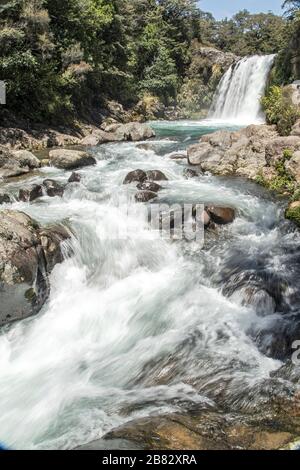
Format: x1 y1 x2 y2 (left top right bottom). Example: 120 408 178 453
0 0 297 125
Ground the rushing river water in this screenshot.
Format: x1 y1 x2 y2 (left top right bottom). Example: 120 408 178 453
0 120 300 449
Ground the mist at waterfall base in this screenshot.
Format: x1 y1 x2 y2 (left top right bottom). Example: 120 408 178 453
0 55 300 450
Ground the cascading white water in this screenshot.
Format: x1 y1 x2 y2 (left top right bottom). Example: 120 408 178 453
0 121 299 449
209 55 275 124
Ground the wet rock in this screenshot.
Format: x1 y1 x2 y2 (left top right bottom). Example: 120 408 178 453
0 210 71 326
18 184 43 202
40 159 50 167
43 179 65 197
135 191 157 203
240 286 276 316
136 181 162 192
146 170 168 181
0 193 11 204
68 172 81 183
206 206 235 225
183 168 198 179
48 149 96 170
123 169 147 185
169 153 186 160
103 411 297 450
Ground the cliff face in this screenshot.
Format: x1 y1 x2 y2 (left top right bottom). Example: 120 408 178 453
290 33 300 80
177 45 239 118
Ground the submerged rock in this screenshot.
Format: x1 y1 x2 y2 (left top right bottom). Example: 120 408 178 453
183 168 198 179
43 179 65 197
48 149 96 170
0 193 11 205
68 172 81 183
0 210 71 326
18 184 43 202
123 169 147 185
136 181 162 192
135 191 157 203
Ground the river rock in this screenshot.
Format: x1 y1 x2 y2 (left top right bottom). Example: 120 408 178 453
43 179 65 197
68 172 81 183
11 150 41 170
0 146 30 178
113 123 155 141
135 191 157 203
123 169 147 184
183 168 198 179
291 119 300 137
265 136 300 166
169 153 186 160
285 151 300 183
0 210 71 326
80 129 115 146
18 184 43 202
102 410 297 450
136 181 162 192
187 124 283 179
48 149 96 170
146 170 168 181
0 193 11 204
206 206 235 225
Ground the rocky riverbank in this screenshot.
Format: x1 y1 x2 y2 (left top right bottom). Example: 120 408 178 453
187 121 300 226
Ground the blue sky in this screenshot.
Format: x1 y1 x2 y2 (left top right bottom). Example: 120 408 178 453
199 0 284 19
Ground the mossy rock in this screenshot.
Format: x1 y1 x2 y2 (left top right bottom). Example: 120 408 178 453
285 201 300 226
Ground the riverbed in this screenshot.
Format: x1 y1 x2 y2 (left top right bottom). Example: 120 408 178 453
0 120 299 449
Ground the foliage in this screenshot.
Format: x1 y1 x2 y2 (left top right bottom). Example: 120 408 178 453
261 86 300 136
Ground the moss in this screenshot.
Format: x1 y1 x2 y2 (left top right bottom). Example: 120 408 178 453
25 288 37 302
256 149 296 195
285 206 300 226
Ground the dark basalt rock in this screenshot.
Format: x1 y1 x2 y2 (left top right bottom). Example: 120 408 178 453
43 179 65 197
123 169 147 185
0 193 11 204
0 210 72 326
146 170 168 181
68 172 81 183
18 184 43 202
136 181 162 192
183 168 198 179
135 191 157 203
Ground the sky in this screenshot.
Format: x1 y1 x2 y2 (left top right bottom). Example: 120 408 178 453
199 0 284 19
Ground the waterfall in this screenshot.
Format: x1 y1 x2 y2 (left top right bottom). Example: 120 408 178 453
209 54 275 124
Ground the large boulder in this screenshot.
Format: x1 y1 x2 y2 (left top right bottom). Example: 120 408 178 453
206 206 236 225
11 150 41 169
135 191 157 203
285 151 300 183
146 170 168 181
0 210 71 326
113 123 155 141
0 146 40 178
48 149 96 170
0 193 11 205
187 124 300 180
123 169 147 185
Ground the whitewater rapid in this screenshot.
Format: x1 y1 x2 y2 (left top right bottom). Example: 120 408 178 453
0 123 299 449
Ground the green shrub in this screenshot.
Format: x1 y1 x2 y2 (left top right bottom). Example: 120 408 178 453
261 85 300 136
286 205 300 226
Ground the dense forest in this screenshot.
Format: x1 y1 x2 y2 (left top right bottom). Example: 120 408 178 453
0 0 299 125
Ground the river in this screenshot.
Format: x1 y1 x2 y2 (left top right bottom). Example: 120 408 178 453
0 119 300 449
